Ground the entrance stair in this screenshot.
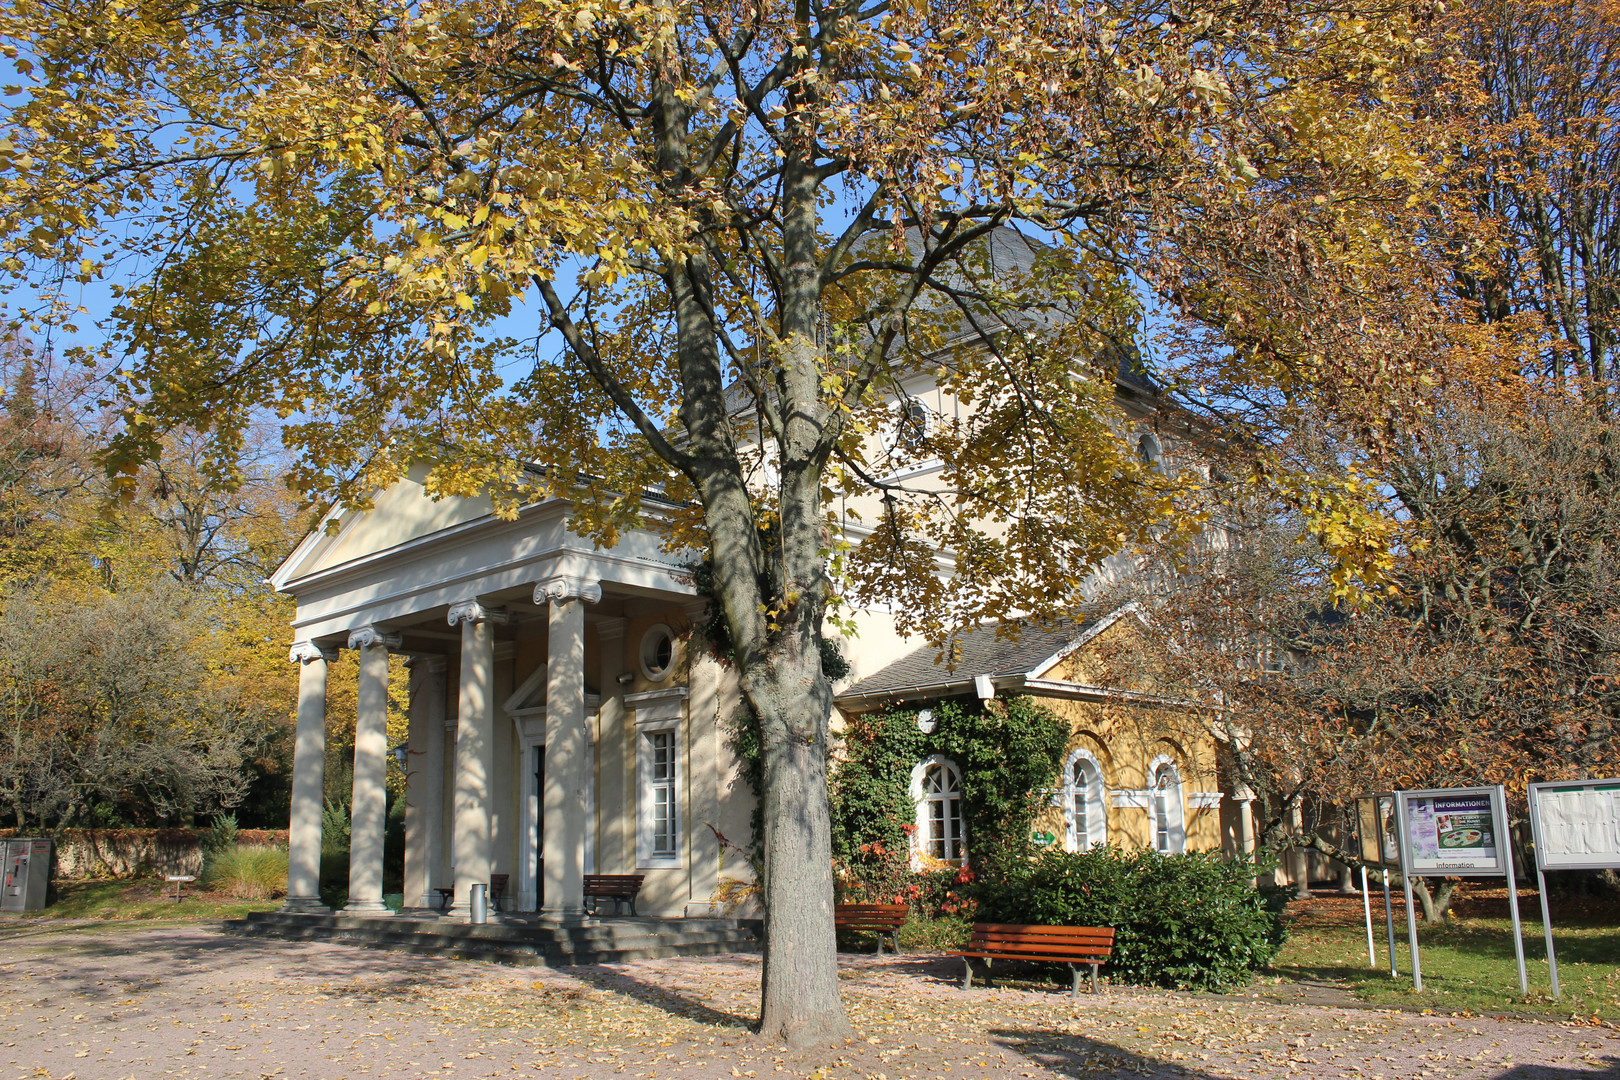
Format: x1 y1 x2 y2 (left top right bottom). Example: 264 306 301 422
221 911 761 967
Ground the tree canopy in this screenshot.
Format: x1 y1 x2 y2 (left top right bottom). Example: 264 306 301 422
0 0 1451 1042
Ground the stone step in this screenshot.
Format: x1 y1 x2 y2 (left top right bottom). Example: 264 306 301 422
235 911 751 939
220 912 761 968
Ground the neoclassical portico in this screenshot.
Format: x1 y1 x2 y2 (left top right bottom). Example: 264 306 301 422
272 466 746 921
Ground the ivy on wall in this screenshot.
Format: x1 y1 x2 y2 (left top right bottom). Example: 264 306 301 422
693 554 851 854
831 697 1069 872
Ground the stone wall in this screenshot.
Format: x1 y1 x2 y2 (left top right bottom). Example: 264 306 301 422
0 828 289 879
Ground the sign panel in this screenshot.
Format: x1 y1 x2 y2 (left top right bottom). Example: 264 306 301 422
1529 780 1620 871
1397 787 1506 876
1354 793 1401 868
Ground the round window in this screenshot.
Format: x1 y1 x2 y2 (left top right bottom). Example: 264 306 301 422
640 624 676 681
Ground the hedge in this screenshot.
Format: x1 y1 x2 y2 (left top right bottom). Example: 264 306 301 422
975 845 1287 991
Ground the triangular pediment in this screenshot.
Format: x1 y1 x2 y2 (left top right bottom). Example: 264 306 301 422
1034 608 1168 695
272 462 496 589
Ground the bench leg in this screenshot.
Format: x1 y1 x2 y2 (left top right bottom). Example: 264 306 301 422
1091 962 1100 994
961 957 974 990
1069 964 1081 996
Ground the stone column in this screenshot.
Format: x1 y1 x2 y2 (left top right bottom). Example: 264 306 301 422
447 599 506 920
344 625 400 916
284 642 335 914
536 575 599 917
594 618 627 874
1290 802 1311 900
405 657 448 911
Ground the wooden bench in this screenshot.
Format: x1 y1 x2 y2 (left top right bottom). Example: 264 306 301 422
489 874 508 912
583 874 644 916
834 903 909 955
949 923 1115 995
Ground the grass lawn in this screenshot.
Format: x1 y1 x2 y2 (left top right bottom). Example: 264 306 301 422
1269 886 1620 1021
2 876 280 921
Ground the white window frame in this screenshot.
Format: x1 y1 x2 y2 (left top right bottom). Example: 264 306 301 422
1149 755 1186 854
1063 748 1107 852
910 754 965 867
631 689 687 870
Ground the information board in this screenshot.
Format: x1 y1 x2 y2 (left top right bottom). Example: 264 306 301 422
1391 784 1526 995
1529 780 1620 871
1399 788 1504 876
1355 793 1401 868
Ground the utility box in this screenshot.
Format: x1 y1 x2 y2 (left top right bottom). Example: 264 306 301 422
2 839 52 911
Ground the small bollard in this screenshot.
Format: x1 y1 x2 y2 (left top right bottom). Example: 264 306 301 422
470 882 488 924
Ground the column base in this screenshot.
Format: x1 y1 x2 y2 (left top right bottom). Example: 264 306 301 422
340 898 394 917
539 907 592 924
280 897 332 915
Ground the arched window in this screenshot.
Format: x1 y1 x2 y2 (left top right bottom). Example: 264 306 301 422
897 401 930 449
1064 749 1106 851
911 755 964 865
1151 758 1186 854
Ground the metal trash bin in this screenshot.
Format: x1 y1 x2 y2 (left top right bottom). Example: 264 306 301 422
2 839 52 911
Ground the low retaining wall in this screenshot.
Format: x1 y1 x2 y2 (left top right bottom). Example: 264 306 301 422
0 828 288 879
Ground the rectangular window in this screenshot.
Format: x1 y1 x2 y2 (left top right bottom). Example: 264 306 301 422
648 731 676 857
637 719 682 867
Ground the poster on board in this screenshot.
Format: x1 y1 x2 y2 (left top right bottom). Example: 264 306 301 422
1399 789 1504 875
1529 781 1620 871
1355 793 1401 868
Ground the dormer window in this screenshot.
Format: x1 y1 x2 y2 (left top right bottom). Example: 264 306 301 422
1137 432 1164 471
897 401 930 449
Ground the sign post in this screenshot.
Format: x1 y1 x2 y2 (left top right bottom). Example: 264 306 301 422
1355 792 1401 977
1527 778 1620 1000
1394 785 1527 996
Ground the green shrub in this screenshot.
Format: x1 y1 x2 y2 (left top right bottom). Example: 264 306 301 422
896 915 972 952
202 844 288 900
202 812 239 856
975 845 1287 991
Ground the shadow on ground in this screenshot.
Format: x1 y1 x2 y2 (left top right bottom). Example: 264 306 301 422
990 1027 1226 1080
0 923 468 1007
1492 1061 1620 1079
569 964 756 1030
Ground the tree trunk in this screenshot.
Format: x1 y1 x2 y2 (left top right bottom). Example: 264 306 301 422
750 646 851 1045
1410 877 1457 924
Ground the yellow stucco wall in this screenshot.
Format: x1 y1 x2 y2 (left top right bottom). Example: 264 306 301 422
1021 618 1224 855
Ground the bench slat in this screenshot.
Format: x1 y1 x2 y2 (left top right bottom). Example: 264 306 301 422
970 933 1114 947
957 945 1113 960
950 950 1110 963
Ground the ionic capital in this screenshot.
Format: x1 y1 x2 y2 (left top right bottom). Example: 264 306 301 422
347 625 403 651
288 641 338 665
447 599 509 627
535 575 602 606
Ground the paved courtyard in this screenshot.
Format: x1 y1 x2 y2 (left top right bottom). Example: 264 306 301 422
0 921 1615 1080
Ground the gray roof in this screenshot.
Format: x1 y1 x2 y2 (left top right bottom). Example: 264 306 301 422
837 611 1109 702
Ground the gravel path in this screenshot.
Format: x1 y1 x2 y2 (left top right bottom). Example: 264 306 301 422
0 921 1614 1080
